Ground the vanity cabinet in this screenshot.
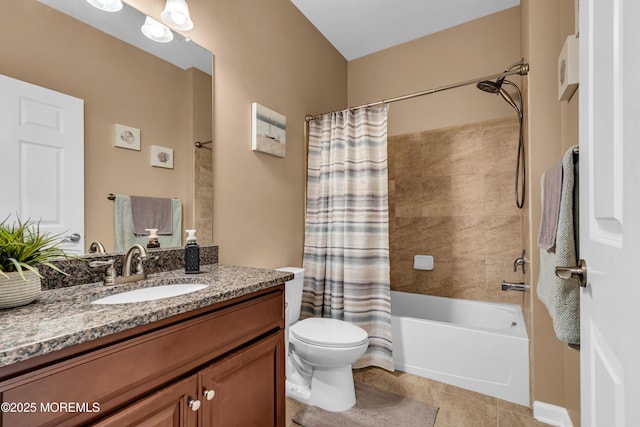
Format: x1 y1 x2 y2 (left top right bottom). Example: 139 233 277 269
199 332 283 426
0 286 285 427
93 375 200 427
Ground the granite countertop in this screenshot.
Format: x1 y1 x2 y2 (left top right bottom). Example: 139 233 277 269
0 265 293 368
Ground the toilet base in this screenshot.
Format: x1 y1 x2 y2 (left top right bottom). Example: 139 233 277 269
286 379 311 404
308 364 357 412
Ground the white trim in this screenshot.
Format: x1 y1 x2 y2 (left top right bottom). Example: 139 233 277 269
533 401 574 427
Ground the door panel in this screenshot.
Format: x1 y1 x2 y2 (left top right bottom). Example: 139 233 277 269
579 0 640 425
0 74 84 253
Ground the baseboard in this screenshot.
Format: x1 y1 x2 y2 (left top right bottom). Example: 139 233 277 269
533 401 574 427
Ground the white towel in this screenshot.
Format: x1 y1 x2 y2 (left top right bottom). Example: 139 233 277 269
114 195 182 252
536 146 580 345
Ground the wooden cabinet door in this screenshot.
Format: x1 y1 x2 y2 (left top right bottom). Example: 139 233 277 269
199 331 285 427
93 375 199 427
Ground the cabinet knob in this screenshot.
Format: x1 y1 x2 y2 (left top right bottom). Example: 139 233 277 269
203 389 216 401
188 398 201 411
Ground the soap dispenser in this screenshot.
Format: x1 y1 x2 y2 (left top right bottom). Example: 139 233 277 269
185 229 200 273
145 228 160 248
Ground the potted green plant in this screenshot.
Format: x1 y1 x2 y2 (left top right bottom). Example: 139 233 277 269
0 216 70 309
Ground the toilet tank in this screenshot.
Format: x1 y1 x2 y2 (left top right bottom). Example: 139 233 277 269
276 267 304 325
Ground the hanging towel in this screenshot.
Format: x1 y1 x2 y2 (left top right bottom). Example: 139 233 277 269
537 158 563 250
537 145 580 345
130 196 173 235
114 195 182 252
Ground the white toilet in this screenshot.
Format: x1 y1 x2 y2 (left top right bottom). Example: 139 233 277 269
277 267 369 412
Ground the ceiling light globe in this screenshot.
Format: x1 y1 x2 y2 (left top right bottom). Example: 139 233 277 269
161 0 194 31
170 11 188 26
141 16 174 43
86 0 123 12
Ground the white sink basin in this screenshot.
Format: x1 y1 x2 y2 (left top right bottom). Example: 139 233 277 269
91 284 208 305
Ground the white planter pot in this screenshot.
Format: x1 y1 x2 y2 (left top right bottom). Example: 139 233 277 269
0 270 41 309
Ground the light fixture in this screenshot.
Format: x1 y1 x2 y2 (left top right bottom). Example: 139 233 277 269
141 16 174 43
161 0 194 31
85 0 123 12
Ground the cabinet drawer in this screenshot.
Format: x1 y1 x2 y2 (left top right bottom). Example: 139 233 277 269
1 290 283 426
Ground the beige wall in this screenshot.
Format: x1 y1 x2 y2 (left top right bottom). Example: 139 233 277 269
126 0 347 268
522 0 580 424
388 117 526 304
348 7 522 137
1 0 207 252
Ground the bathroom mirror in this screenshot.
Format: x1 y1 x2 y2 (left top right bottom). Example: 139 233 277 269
0 0 213 254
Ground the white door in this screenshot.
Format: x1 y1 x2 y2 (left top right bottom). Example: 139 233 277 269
0 74 84 253
579 0 640 425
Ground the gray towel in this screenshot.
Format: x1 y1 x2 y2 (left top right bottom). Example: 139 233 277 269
537 159 563 250
537 146 580 345
130 196 173 235
114 195 182 252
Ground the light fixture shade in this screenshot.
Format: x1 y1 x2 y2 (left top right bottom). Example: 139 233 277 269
85 0 123 12
141 16 174 43
161 0 194 31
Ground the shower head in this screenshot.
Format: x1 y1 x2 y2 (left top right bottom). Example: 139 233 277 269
477 77 523 119
476 77 505 94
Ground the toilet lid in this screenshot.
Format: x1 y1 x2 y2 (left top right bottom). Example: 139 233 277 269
290 318 369 348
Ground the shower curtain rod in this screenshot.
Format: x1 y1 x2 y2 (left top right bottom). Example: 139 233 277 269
194 140 212 148
305 62 529 122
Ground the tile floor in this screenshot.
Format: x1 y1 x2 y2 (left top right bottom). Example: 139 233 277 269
286 367 551 427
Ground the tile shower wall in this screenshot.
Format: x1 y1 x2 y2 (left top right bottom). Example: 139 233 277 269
194 145 214 245
388 117 525 304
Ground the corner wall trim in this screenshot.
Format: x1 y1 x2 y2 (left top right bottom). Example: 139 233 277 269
533 401 574 427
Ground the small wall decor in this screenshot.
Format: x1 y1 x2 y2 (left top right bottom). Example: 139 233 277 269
251 102 286 158
114 123 140 151
150 145 174 169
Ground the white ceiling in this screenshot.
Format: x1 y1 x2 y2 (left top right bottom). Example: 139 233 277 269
290 0 520 61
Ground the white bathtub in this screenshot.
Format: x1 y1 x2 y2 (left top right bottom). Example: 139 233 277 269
391 291 530 406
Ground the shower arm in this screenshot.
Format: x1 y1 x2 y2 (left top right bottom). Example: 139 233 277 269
305 61 529 122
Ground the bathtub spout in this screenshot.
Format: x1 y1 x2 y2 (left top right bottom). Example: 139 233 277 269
501 281 529 292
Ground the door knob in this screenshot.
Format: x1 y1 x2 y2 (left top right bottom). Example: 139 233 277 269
65 233 81 242
555 259 587 287
188 398 201 411
203 389 215 401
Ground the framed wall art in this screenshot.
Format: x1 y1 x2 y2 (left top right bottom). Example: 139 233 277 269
150 145 174 169
251 102 286 158
114 123 140 151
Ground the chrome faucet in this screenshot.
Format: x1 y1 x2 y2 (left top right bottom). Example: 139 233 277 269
122 243 149 279
501 281 529 292
88 241 107 254
89 244 150 286
513 249 526 274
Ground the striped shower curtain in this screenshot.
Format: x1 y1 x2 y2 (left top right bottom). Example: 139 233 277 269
302 105 393 371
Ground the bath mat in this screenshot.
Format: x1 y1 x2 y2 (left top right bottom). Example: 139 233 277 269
292 382 439 427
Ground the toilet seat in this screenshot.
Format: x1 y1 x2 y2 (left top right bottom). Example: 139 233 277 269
290 318 368 348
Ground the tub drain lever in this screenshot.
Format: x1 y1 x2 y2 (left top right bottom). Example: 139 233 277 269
501 281 529 292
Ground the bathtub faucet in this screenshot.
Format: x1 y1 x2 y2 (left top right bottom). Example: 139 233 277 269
513 250 526 274
501 281 529 292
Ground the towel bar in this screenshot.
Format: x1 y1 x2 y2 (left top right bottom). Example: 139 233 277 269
107 193 179 200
